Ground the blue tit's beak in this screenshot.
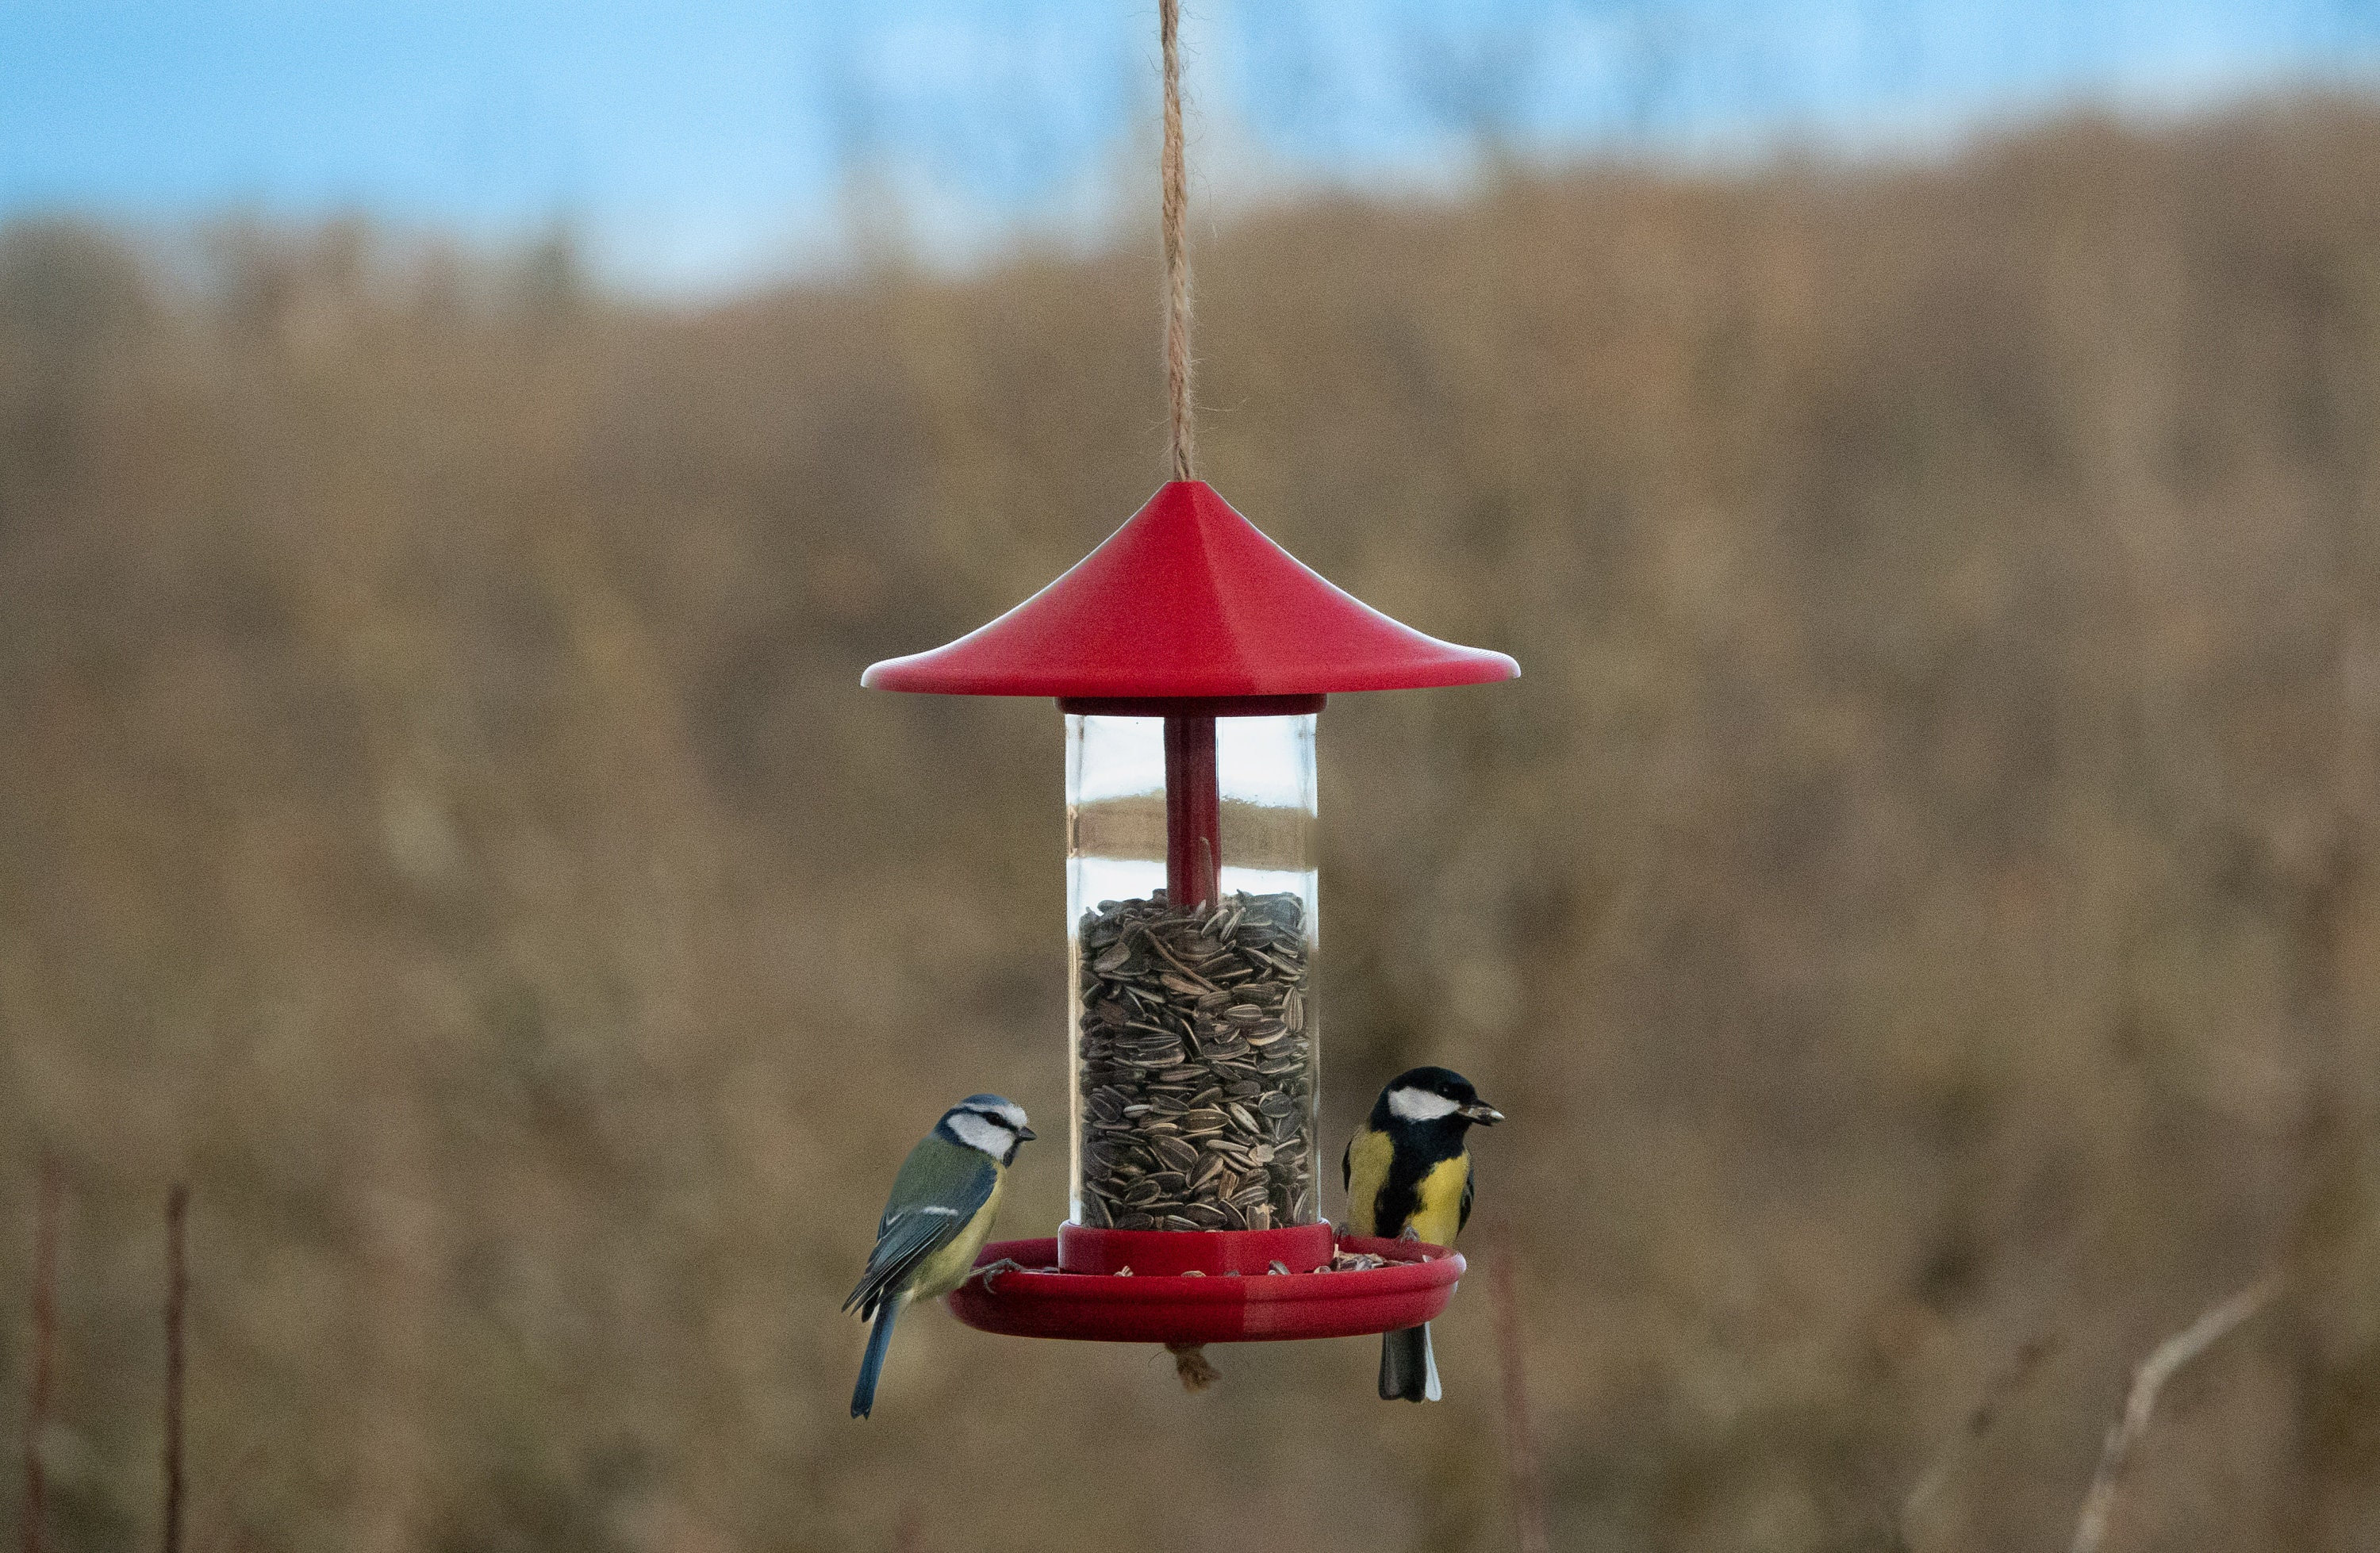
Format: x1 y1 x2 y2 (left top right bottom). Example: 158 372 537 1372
1017 1124 1038 1141
1458 1102 1503 1125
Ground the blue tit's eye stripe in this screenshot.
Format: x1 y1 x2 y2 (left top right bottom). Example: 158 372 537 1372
942 1110 1019 1157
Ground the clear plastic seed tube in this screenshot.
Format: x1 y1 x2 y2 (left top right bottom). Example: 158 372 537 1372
1066 712 1319 1231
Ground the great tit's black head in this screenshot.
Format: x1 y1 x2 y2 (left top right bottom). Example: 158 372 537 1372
939 1094 1035 1163
1372 1066 1504 1132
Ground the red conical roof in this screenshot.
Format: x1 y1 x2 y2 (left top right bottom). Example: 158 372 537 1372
862 481 1519 698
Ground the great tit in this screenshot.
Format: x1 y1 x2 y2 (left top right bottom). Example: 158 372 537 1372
1342 1066 1503 1402
845 1094 1034 1419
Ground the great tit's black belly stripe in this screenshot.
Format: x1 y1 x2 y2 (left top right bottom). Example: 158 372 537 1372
1366 1123 1468 1238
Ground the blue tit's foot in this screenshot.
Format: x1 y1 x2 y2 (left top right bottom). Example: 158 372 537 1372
974 1257 1031 1292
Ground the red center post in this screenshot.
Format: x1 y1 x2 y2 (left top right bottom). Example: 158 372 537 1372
1163 713 1220 909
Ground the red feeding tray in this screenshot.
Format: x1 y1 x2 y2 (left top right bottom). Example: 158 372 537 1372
946 1233 1464 1344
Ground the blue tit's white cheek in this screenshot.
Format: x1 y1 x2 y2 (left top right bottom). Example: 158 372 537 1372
945 1110 1015 1157
994 1102 1031 1134
1388 1087 1461 1122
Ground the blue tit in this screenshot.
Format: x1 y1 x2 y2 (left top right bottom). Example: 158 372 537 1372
846 1094 1034 1419
1342 1066 1503 1402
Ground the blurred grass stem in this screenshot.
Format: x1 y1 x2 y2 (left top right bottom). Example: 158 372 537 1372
1489 1237 1549 1553
163 1185 189 1553
20 1158 60 1553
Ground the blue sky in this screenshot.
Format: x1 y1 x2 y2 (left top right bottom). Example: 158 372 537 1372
4 1 2375 292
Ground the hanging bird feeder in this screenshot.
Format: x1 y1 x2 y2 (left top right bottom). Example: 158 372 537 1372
865 481 1514 1344
858 1 1516 1353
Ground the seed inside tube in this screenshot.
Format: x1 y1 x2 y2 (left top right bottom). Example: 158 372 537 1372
1076 891 1313 1234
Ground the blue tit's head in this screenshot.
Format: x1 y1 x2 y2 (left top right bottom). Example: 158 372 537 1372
1372 1066 1504 1133
935 1094 1035 1164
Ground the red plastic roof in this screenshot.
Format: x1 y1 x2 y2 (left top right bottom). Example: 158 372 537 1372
862 481 1520 698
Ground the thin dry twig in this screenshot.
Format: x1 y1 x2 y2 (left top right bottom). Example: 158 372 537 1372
1490 1236 1551 1553
21 1157 62 1553
164 1184 190 1553
2067 1271 2285 1553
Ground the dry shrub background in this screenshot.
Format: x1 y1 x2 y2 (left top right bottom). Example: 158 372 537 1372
4 100 2380 1553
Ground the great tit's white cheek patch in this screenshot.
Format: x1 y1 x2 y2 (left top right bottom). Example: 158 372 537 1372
945 1110 1014 1157
1388 1087 1462 1122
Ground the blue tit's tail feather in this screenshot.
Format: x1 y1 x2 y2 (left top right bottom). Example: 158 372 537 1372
1379 1321 1441 1402
850 1298 900 1419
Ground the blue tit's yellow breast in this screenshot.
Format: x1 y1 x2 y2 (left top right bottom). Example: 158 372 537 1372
908 1168 1008 1300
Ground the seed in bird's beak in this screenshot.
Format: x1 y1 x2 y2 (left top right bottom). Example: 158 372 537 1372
1459 1102 1504 1125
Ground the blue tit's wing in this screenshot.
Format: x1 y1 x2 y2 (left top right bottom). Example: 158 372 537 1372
843 1136 999 1318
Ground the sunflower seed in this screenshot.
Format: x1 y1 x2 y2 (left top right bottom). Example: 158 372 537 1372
1151 1137 1200 1172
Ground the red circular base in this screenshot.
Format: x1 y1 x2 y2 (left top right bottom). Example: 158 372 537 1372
945 1231 1464 1344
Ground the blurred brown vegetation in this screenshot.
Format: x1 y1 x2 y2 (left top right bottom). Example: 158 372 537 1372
6 98 2380 1553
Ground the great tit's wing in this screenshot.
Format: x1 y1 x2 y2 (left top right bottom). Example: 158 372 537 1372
1458 1155 1475 1235
844 1137 998 1317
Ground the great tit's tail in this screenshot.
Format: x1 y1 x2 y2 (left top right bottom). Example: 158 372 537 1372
851 1298 901 1419
1379 1321 1441 1402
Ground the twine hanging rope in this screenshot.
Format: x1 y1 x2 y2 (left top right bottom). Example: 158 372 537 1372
1158 2 1215 1390
1160 0 1196 482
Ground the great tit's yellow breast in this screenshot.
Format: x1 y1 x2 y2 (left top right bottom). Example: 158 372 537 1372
1344 1127 1396 1236
1407 1153 1470 1248
908 1167 1008 1300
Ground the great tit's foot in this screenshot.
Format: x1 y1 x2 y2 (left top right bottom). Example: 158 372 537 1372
1397 1225 1423 1243
975 1257 1031 1292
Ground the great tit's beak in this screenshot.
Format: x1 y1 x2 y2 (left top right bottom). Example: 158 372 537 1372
1017 1124 1038 1141
1458 1102 1504 1125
